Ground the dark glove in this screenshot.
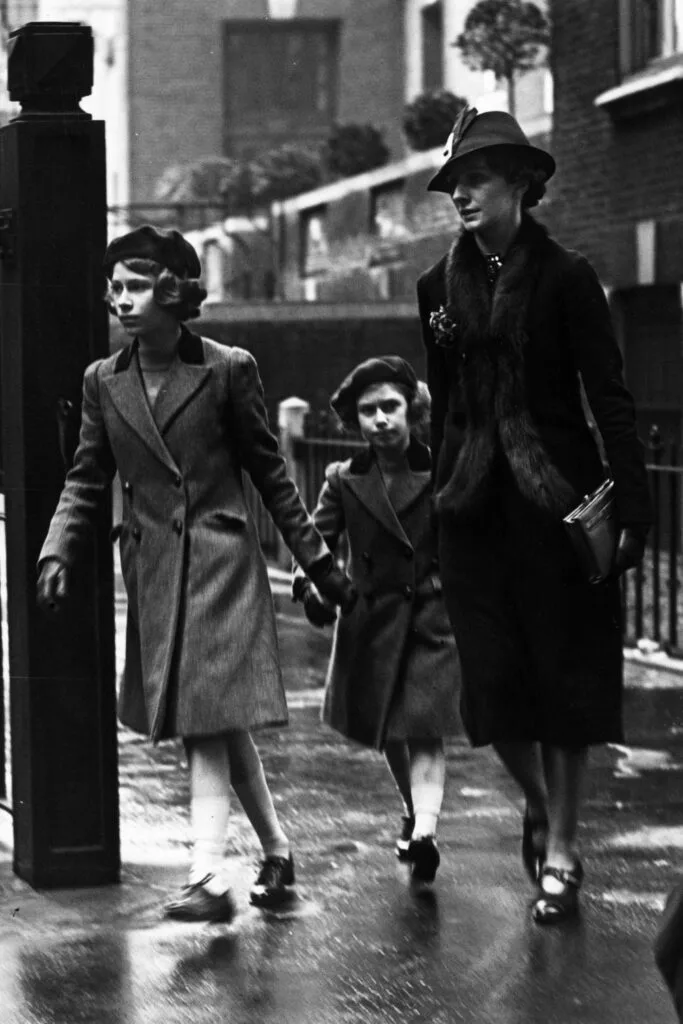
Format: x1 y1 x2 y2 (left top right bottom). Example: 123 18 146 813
309 563 357 615
303 586 338 628
613 526 647 577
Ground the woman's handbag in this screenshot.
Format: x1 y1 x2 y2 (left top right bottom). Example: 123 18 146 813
562 478 617 584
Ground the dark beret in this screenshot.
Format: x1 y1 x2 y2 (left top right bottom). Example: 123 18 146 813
103 225 201 278
330 356 418 425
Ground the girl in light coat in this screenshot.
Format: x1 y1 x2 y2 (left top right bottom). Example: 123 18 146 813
37 225 354 921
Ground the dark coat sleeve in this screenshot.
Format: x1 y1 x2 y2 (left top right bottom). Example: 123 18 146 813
228 347 335 580
292 461 346 597
417 270 450 486
562 255 652 529
38 359 117 567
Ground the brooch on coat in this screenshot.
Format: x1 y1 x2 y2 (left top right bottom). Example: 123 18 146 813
429 305 459 348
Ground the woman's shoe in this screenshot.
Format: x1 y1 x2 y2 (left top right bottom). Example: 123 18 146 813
522 806 548 882
249 854 296 908
165 876 237 923
532 860 584 925
407 835 440 884
395 814 415 861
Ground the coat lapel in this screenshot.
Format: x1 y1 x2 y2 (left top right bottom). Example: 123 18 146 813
345 461 411 546
391 470 432 517
103 358 181 474
153 360 211 436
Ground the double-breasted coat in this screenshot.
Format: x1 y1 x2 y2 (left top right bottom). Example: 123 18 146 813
297 438 461 750
418 214 652 747
40 327 336 742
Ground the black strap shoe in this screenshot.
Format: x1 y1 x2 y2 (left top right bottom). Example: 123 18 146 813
407 836 440 884
249 854 296 909
165 875 237 923
532 861 584 925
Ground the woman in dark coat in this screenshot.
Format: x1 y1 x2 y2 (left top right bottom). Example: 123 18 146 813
294 357 461 885
418 108 651 922
37 225 354 922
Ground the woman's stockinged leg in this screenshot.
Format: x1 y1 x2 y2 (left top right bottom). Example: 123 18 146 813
408 739 446 839
227 730 290 860
185 735 232 895
492 741 548 818
541 744 587 871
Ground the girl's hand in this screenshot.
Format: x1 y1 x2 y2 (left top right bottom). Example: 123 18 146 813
303 585 338 628
37 558 69 612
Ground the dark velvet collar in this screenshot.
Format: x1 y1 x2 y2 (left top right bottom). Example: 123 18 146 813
114 324 204 373
348 435 431 475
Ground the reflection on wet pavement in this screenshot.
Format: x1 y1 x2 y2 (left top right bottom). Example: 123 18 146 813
0 657 682 1021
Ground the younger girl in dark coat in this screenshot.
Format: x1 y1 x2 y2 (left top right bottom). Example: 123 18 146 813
294 357 461 884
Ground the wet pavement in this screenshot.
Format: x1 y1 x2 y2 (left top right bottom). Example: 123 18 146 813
0 573 682 1022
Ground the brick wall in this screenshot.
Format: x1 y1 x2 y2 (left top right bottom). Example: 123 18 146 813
550 0 683 284
128 0 405 205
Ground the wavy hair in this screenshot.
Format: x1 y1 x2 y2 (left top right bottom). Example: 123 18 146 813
483 145 548 209
105 257 207 321
335 379 432 443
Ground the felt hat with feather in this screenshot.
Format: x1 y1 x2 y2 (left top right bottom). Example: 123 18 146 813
427 105 555 194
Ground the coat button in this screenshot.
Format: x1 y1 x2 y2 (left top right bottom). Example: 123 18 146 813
173 518 184 535
403 548 413 560
173 473 182 488
123 481 132 495
403 584 413 599
132 526 141 541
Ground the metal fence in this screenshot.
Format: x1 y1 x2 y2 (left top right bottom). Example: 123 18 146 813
260 424 683 658
622 426 683 657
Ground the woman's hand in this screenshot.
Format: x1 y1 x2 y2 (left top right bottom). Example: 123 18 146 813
613 527 647 576
37 558 69 612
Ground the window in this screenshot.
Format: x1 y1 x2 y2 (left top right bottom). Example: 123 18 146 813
223 20 339 155
421 2 444 91
300 206 329 278
370 183 409 241
620 0 683 74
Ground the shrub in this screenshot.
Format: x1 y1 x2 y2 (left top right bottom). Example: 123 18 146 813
403 90 467 151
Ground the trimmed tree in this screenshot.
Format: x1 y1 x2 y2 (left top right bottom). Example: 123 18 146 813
453 0 549 117
321 123 390 179
402 89 467 151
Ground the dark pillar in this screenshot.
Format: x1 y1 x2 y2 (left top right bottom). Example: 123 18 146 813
0 22 119 887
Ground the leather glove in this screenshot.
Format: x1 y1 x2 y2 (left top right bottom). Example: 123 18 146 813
613 526 647 577
37 557 69 612
302 584 338 628
309 562 358 615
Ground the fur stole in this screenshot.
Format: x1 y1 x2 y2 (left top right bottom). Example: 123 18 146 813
435 215 577 518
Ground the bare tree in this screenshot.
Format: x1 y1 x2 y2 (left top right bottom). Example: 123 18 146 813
454 0 549 117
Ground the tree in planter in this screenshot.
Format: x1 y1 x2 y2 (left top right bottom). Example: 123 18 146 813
453 0 549 117
321 123 390 179
155 145 324 219
403 89 467 151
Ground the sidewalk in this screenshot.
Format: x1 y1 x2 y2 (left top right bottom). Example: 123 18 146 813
0 570 682 1023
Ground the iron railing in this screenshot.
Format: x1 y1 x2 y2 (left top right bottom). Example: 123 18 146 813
277 425 683 658
622 426 683 657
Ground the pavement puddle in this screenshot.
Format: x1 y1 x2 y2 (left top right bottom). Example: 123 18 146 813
605 825 683 849
598 889 667 911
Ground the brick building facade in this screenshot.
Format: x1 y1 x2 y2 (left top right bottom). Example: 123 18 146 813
128 0 405 205
550 0 683 444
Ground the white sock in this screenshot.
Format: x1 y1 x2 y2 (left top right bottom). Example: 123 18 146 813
410 743 446 840
187 738 232 894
